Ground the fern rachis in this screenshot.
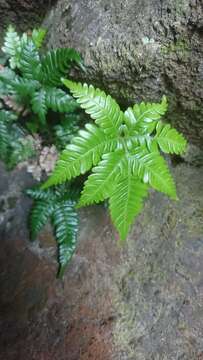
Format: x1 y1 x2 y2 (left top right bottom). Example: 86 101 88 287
44 79 187 240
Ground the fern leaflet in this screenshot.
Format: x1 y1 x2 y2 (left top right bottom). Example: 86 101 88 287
45 87 79 113
31 89 47 124
32 28 47 48
41 49 82 86
53 200 78 278
110 174 148 240
62 79 123 136
43 123 118 188
30 200 55 240
78 150 126 206
154 121 187 154
19 39 41 80
2 25 21 69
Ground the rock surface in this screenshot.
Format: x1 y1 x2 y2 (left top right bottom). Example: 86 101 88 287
44 0 203 147
0 161 203 359
0 0 55 44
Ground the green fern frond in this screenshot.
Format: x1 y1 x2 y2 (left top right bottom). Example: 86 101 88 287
30 200 55 240
2 25 21 69
6 78 39 105
43 123 118 188
31 89 47 124
41 49 82 86
0 112 10 157
52 200 78 277
7 134 35 169
78 150 126 206
129 147 177 199
19 39 41 80
62 79 123 136
26 187 56 201
109 175 148 240
27 185 79 277
54 115 80 148
125 95 168 135
0 66 16 84
154 121 187 154
45 87 79 113
32 28 47 48
0 110 19 161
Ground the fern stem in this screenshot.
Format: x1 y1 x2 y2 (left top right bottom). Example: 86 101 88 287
57 265 65 279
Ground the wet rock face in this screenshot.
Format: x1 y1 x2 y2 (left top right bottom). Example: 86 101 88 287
0 160 203 359
0 162 117 359
113 164 203 359
44 0 203 146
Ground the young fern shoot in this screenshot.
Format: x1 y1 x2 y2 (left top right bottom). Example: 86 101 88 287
43 79 187 241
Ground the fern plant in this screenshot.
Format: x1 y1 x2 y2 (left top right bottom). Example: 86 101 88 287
27 184 80 277
0 109 35 168
43 79 187 241
0 26 83 127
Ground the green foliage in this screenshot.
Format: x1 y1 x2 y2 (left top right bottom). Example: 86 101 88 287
0 110 35 169
31 88 47 124
45 87 79 113
32 28 47 49
0 25 188 274
40 48 82 86
27 184 79 277
0 25 83 128
109 174 148 240
44 80 187 240
54 114 81 149
2 25 21 69
0 26 86 277
0 24 84 175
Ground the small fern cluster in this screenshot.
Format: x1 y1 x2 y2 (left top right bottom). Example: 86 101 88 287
44 79 187 241
0 26 84 276
0 25 82 127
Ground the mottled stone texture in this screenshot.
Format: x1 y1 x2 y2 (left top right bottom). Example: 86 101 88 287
0 162 116 359
0 161 203 359
44 0 203 146
113 164 203 359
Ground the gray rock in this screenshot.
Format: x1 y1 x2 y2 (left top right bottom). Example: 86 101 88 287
0 160 203 359
113 164 203 359
44 0 203 147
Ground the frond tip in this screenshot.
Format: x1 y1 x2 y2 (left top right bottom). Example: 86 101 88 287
110 175 148 240
53 201 78 278
155 121 187 154
62 78 123 136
